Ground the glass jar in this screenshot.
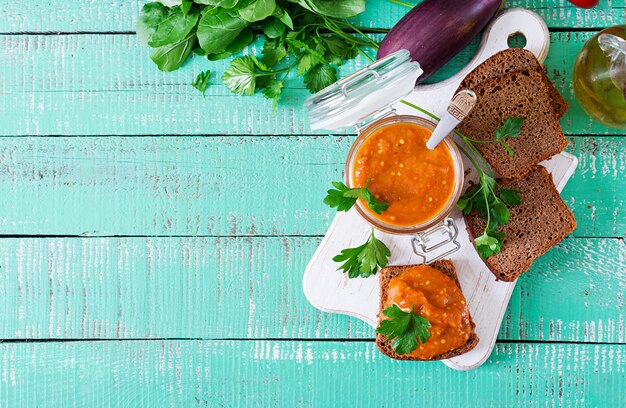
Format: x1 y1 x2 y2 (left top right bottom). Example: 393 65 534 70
305 50 464 261
345 115 464 235
573 25 626 128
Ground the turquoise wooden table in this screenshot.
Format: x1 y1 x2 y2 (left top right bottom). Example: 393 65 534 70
1 0 625 406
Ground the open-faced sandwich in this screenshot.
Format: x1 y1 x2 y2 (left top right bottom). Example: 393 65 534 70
376 261 479 360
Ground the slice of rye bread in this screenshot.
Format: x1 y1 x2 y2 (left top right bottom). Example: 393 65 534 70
457 48 568 118
375 260 479 361
465 166 577 282
456 69 568 180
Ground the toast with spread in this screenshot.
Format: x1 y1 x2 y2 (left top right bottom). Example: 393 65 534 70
376 260 479 360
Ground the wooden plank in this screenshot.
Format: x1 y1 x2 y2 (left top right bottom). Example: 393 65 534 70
0 136 622 237
0 340 624 406
1 0 623 33
0 236 623 342
1 31 623 136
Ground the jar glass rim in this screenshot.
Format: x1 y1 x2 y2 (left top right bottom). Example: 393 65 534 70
345 115 464 235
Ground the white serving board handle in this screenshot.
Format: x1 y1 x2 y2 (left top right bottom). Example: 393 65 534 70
303 8 568 371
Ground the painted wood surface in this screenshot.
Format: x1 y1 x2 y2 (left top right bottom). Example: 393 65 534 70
0 136 622 237
2 0 624 33
0 236 623 342
1 0 625 404
0 340 624 407
2 31 626 136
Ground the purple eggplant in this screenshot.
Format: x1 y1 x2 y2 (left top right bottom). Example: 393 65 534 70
378 0 504 83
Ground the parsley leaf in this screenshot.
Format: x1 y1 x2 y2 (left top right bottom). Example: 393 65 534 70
262 79 283 110
474 230 506 258
333 229 390 278
324 180 389 214
495 117 525 157
495 117 525 140
499 187 522 206
376 304 431 355
222 56 257 96
262 38 287 66
192 70 211 96
304 64 337 93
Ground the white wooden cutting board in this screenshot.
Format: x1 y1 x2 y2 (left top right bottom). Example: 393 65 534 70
302 8 578 370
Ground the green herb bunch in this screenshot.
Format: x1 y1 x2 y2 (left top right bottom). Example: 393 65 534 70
137 0 381 106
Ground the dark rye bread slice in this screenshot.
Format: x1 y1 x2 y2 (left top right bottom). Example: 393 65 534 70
458 48 568 119
457 69 568 180
376 260 479 361
465 166 577 282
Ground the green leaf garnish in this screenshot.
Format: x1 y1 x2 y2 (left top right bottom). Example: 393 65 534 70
499 187 522 206
376 304 431 355
474 230 506 258
457 171 520 259
324 180 389 214
333 229 390 279
192 70 211 96
495 117 525 140
495 117 525 157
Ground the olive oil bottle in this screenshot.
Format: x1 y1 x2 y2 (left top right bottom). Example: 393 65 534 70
573 25 626 129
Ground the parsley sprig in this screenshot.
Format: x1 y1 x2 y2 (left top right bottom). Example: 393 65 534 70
376 304 431 355
456 172 521 258
463 117 525 157
324 180 389 214
400 101 523 259
192 70 211 96
333 228 390 278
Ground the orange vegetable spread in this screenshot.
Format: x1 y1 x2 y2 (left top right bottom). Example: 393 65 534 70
382 265 472 359
352 123 455 226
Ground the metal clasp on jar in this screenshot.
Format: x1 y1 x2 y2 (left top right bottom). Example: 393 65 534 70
411 218 460 264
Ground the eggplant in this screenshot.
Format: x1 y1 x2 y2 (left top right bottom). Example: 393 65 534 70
378 0 504 83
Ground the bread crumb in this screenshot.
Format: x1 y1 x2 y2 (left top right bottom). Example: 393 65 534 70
399 163 404 168
399 139 405 144
441 339 446 344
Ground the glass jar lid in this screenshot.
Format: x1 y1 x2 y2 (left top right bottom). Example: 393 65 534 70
305 50 423 131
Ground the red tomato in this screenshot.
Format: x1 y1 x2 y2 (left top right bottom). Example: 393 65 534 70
567 0 599 8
